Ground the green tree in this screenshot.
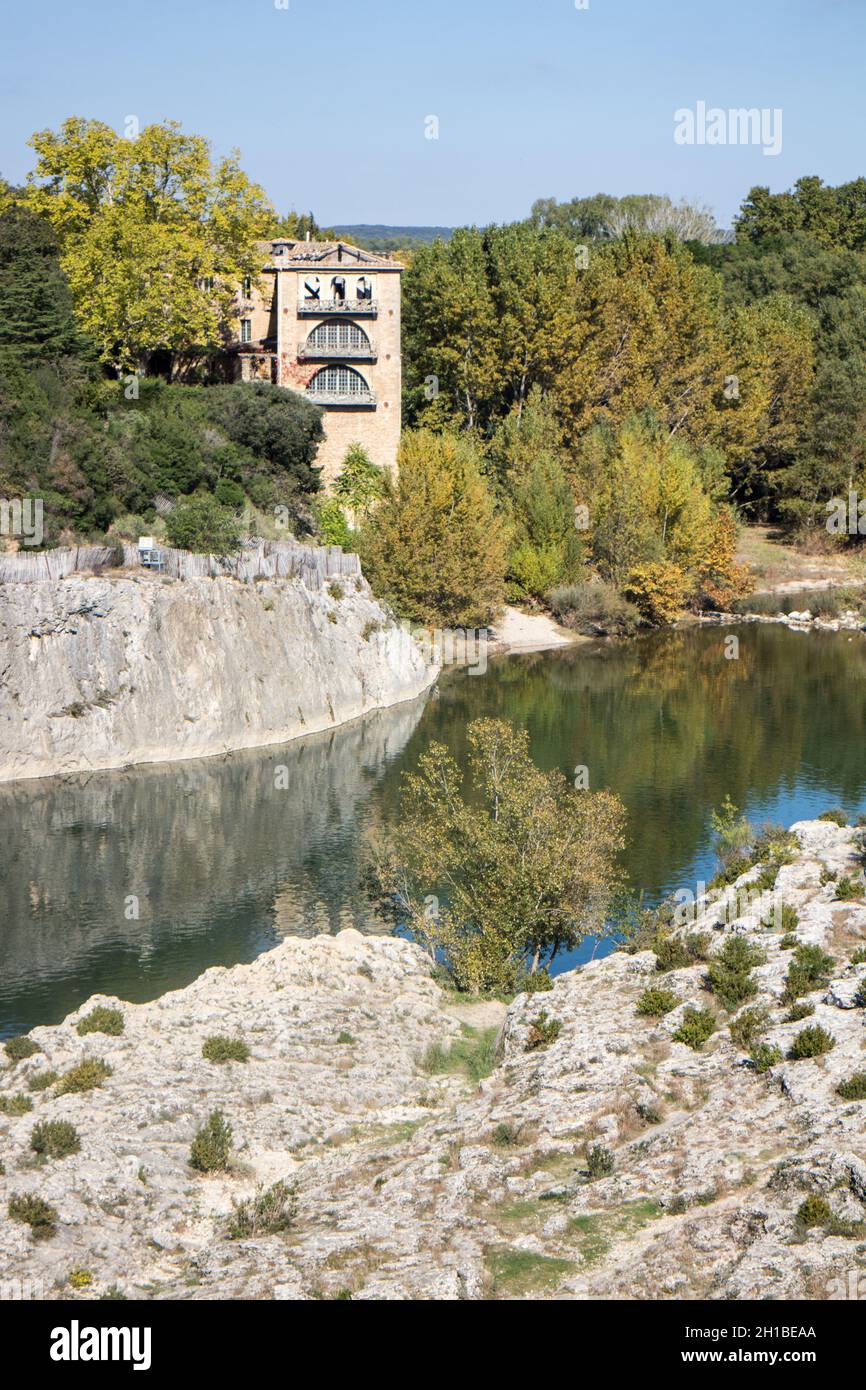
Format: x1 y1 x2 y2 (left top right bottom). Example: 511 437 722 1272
0 203 84 366
333 442 385 521
367 718 626 992
361 430 507 626
164 494 240 554
26 118 274 372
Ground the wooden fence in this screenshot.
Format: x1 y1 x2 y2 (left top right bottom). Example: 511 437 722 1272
0 540 362 590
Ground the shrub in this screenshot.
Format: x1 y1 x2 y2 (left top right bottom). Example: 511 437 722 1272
780 934 799 951
315 496 352 549
30 1120 80 1159
336 1031 355 1045
164 495 240 555
225 1180 297 1239
729 1005 770 1049
797 1195 832 1229
836 1072 866 1100
67 1267 94 1290
818 808 848 826
8 1192 58 1240
834 874 865 901
855 978 866 1008
623 561 688 627
672 1007 717 1051
547 581 640 637
783 944 836 1001
76 1007 124 1037
491 1122 522 1147
202 1036 250 1064
849 947 866 965
327 581 344 601
586 1143 614 1178
750 1043 783 1074
784 1001 815 1022
55 1059 112 1095
705 936 766 1012
27 1069 58 1092
189 1110 233 1173
760 902 799 933
654 933 709 972
0 1092 33 1116
3 1035 40 1063
636 987 679 1017
788 1025 835 1060
524 1012 562 1051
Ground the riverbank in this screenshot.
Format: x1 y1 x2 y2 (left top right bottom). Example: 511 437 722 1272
0 572 438 784
2 817 865 1300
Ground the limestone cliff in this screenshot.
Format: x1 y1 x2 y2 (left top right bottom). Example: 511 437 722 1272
0 572 437 782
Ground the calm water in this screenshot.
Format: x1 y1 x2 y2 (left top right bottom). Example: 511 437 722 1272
3 623 866 1037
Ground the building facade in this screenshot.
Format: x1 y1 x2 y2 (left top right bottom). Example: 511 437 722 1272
230 239 403 485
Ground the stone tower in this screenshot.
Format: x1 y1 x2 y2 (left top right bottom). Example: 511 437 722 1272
232 239 403 486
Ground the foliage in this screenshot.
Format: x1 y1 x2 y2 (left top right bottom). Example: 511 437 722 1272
314 496 353 549
333 443 385 520
8 1192 59 1240
201 1036 250 1064
164 495 240 554
420 1028 499 1082
788 1024 835 1059
0 203 84 367
225 1181 297 1239
26 118 274 371
729 1005 770 1049
547 580 640 636
750 1043 783 1074
586 1143 615 1178
782 944 836 1002
836 1072 866 1100
55 1059 112 1094
653 932 709 972
3 1035 41 1063
361 430 507 626
834 874 865 901
796 1195 833 1229
636 987 679 1017
189 1110 233 1172
524 1011 562 1051
30 1120 80 1159
624 562 688 627
705 935 766 1012
784 1001 815 1022
0 1092 33 1116
76 1006 124 1037
367 718 626 993
672 1006 717 1051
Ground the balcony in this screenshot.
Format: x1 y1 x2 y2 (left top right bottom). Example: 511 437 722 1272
297 340 377 361
306 388 377 408
297 297 378 317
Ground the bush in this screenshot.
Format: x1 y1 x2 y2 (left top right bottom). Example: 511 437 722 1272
672 1007 717 1051
164 495 240 555
834 874 865 901
836 1072 866 1100
623 561 688 627
780 933 799 950
750 1043 783 1074
3 1035 40 1063
818 808 849 826
784 1001 815 1022
491 1122 522 1147
729 1005 769 1049
76 1007 124 1037
8 1192 58 1240
189 1110 233 1173
547 581 639 637
856 978 866 1008
314 496 352 548
654 932 710 972
586 1143 614 1178
0 1092 33 1116
225 1181 297 1239
705 936 766 1011
636 987 679 1017
760 902 799 933
27 1069 58 1092
797 1195 832 1229
783 944 836 1002
201 1036 250 1064
788 1025 835 1060
524 1012 562 1051
30 1120 80 1159
55 1059 112 1095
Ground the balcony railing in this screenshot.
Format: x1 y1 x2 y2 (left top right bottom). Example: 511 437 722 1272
297 340 377 361
306 389 377 407
297 297 378 317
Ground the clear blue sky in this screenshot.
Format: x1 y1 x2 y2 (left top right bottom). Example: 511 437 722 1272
1 0 863 228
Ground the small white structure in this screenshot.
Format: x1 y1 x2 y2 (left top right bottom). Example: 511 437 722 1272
137 537 164 572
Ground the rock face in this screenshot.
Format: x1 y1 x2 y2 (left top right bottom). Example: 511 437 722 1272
2 820 866 1301
0 573 437 782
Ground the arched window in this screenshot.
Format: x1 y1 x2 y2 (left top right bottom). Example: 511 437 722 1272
305 320 372 354
307 366 372 400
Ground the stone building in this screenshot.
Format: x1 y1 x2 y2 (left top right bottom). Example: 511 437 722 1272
228 239 403 484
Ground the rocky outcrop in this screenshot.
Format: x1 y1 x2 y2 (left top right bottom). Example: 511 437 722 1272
0 572 437 782
2 819 866 1301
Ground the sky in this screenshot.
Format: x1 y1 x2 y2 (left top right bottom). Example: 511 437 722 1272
1 0 864 229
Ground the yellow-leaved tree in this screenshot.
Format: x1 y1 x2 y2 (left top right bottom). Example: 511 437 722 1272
25 118 274 373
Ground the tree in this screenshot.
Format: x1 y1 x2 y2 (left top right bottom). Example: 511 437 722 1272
361 430 507 626
367 718 627 992
333 443 385 521
164 495 240 554
0 204 84 366
26 118 274 372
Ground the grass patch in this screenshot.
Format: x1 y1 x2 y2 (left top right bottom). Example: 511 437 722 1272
30 1120 80 1159
569 1199 663 1266
3 1035 41 1063
55 1059 112 1095
420 1026 498 1082
485 1246 574 1298
202 1036 250 1064
0 1092 33 1116
76 1007 124 1037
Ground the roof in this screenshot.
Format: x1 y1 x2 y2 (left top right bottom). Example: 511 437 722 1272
257 239 403 271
